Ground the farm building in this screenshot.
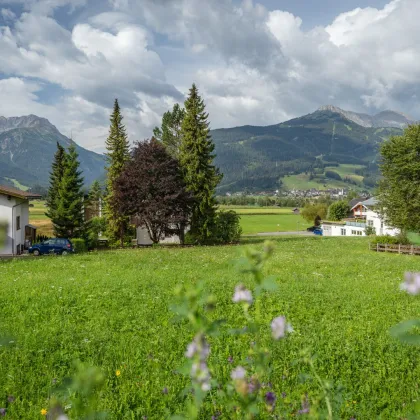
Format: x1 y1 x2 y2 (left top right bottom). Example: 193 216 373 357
321 197 400 237
0 185 41 256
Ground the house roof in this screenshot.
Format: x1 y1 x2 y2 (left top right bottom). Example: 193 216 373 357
361 197 378 207
349 198 363 208
0 185 42 200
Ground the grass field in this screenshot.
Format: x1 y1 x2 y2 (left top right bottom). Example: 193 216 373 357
281 164 367 191
1 238 420 418
29 201 53 236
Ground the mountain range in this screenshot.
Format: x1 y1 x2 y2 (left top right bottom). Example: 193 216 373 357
211 106 413 192
0 106 414 192
0 115 105 189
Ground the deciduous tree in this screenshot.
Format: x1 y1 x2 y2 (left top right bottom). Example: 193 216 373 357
378 125 420 232
327 200 350 221
301 204 328 226
114 139 193 244
153 103 185 158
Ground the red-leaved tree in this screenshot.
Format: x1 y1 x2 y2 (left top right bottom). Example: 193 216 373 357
114 138 193 244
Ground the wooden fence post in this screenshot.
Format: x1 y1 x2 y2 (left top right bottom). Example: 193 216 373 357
377 243 379 252
398 244 401 254
411 245 414 255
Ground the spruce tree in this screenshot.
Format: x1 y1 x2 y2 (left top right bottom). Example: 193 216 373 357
88 180 102 218
46 142 66 221
153 103 185 158
104 99 131 246
179 84 222 243
53 144 85 238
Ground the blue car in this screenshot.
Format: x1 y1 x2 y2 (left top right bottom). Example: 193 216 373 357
313 228 323 236
29 238 74 256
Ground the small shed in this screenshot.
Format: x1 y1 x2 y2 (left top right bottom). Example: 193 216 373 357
292 208 300 215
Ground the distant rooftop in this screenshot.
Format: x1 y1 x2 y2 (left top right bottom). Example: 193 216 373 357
361 197 378 207
0 185 42 200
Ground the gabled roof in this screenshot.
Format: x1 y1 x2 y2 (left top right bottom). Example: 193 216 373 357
361 197 378 207
349 197 363 208
0 185 42 200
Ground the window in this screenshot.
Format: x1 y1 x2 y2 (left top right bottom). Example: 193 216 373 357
368 220 374 227
16 216 20 231
351 230 356 235
341 228 346 236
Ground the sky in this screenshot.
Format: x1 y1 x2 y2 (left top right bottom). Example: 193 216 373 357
0 0 417 153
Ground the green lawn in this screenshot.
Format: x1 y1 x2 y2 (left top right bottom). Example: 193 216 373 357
219 206 295 215
29 200 49 220
240 214 310 234
1 238 419 418
5 178 29 191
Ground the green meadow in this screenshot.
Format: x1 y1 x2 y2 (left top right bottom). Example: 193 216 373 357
1 237 420 419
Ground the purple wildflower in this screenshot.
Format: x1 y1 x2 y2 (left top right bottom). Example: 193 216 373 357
265 391 276 406
231 366 246 380
298 396 310 414
232 284 253 304
228 355 234 363
7 395 15 403
247 377 260 394
271 316 293 340
191 361 211 391
400 272 420 295
162 387 168 395
0 408 5 417
185 334 210 359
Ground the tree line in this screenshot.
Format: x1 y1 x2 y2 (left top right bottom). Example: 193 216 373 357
46 84 241 247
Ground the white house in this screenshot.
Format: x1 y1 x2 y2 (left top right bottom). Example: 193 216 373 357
321 197 400 237
0 185 41 256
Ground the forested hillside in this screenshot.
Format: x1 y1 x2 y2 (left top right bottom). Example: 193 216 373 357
212 107 405 192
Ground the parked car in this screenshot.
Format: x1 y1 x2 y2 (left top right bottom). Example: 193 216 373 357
313 228 323 236
29 238 74 256
306 226 317 232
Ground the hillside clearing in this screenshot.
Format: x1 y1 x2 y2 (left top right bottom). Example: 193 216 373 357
1 238 419 418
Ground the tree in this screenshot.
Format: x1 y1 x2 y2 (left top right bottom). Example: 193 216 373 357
46 142 66 221
114 139 193 244
104 99 131 246
327 200 350 221
153 103 185 158
179 84 222 243
53 144 85 238
88 180 102 218
301 204 328 225
378 125 420 232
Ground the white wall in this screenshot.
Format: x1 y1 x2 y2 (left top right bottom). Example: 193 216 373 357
321 223 366 237
136 225 186 245
0 195 30 255
366 210 400 236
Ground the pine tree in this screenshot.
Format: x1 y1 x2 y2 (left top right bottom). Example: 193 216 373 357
53 144 85 238
179 84 222 243
104 99 131 246
153 103 185 158
46 142 66 221
88 180 102 218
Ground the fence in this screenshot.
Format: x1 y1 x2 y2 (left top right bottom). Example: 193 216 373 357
369 243 420 256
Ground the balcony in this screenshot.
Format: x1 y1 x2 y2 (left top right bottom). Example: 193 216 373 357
345 221 366 228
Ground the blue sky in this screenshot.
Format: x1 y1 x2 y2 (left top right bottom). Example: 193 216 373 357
0 0 417 152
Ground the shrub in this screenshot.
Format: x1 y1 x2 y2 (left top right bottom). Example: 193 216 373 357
365 226 376 236
327 201 350 221
325 170 342 181
369 234 411 245
71 238 88 253
211 210 242 244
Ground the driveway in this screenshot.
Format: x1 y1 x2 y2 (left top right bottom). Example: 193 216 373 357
244 231 314 237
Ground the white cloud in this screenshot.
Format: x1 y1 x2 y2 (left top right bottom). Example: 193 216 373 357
1 0 420 153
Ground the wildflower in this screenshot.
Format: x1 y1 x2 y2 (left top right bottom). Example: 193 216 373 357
232 284 253 304
7 395 15 403
185 334 210 360
231 366 246 380
298 396 310 414
281 392 287 398
247 376 260 394
162 387 168 395
265 391 276 406
116 370 121 377
41 408 48 415
0 408 6 417
271 316 293 340
400 272 420 295
227 355 233 363
191 361 211 391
